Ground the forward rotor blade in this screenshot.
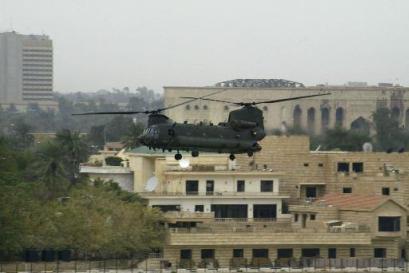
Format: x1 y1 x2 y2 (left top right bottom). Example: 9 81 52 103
251 93 331 105
180 97 241 105
72 90 227 116
72 110 149 116
161 89 229 111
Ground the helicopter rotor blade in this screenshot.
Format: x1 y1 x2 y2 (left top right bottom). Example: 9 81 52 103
250 93 331 105
180 93 331 106
72 89 227 116
180 97 241 106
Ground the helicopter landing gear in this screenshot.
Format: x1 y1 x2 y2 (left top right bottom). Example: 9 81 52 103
175 153 182 161
229 154 236 161
191 150 199 157
247 151 254 157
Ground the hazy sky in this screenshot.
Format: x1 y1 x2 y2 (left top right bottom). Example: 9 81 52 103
1 0 409 92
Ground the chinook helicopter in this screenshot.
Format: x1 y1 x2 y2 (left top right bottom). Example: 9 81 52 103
74 91 329 161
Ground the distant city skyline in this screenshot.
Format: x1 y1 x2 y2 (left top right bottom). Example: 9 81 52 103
1 0 408 93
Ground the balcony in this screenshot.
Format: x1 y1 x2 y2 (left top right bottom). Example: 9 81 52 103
142 191 287 199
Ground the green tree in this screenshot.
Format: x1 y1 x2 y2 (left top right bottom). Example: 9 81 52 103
122 122 144 149
56 130 89 184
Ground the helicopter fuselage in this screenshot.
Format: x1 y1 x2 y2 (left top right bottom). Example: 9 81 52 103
139 115 265 155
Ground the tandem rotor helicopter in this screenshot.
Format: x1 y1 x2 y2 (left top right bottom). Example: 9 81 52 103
74 90 330 161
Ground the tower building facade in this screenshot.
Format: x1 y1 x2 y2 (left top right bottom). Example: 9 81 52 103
0 31 57 111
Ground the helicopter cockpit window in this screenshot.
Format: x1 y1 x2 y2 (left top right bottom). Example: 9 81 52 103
203 105 208 110
194 105 199 110
185 105 191 110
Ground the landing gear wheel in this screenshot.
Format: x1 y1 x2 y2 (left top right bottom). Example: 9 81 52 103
191 150 199 157
229 154 236 161
247 151 254 157
175 153 182 161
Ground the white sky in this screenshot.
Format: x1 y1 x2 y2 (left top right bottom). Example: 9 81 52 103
1 0 409 92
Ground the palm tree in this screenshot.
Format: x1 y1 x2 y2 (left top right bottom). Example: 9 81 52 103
122 123 144 150
56 130 89 185
35 142 69 199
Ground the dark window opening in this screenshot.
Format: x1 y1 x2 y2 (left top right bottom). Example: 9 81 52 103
318 163 324 167
343 187 352 194
253 204 276 219
378 216 400 232
253 249 268 258
306 187 317 198
186 180 198 195
304 163 309 167
352 162 364 173
382 187 390 196
302 214 307 228
374 248 386 258
195 205 204 212
201 249 215 259
233 249 244 258
337 162 349 173
401 249 406 259
168 222 197 228
237 180 245 192
180 249 192 259
294 214 299 222
310 214 316 220
206 180 214 195
328 248 337 259
277 249 293 259
260 180 273 192
302 248 320 258
350 248 356 257
211 204 247 218
194 105 199 110
185 105 190 110
152 205 180 212
203 105 208 110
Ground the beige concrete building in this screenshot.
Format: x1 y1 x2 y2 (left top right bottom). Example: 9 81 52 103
0 31 57 111
117 135 409 269
164 84 409 134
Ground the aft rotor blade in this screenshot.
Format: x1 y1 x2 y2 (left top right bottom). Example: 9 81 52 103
251 93 331 105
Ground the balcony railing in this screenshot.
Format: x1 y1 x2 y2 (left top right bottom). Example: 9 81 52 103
143 191 280 196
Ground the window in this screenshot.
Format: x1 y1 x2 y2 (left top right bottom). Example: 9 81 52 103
343 187 352 193
185 105 191 110
318 163 324 167
201 249 215 259
304 163 309 167
206 180 214 195
301 248 320 258
374 248 386 258
260 180 273 192
194 105 199 110
294 214 299 222
152 205 180 212
378 217 400 232
195 205 204 212
186 180 199 195
237 180 245 192
277 249 293 258
352 162 364 173
350 248 356 257
180 249 192 259
233 249 244 258
203 105 208 110
310 214 316 220
306 187 317 198
337 162 349 173
382 187 390 196
252 249 268 258
328 248 337 259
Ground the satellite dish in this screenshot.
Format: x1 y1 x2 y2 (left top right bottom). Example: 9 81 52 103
145 177 158 192
362 142 373 152
179 159 190 169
